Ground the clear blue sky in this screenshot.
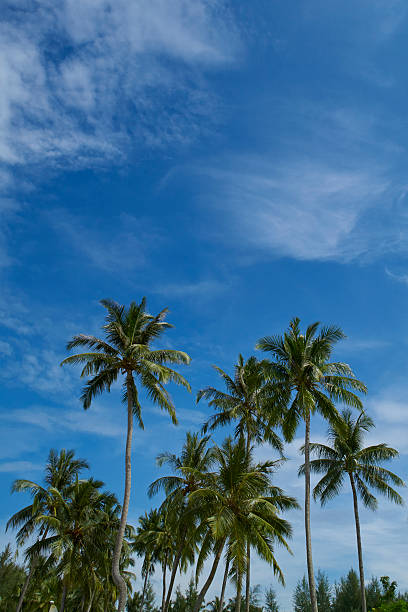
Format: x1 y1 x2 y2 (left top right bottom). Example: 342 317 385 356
1 1 408 609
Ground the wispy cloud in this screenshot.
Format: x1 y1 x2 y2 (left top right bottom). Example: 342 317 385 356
0 460 42 473
0 1 239 169
48 209 163 273
200 156 389 262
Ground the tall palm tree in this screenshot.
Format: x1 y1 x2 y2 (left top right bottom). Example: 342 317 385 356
190 438 298 612
197 355 283 612
7 449 89 612
300 409 405 612
61 298 191 611
148 432 215 612
256 318 366 612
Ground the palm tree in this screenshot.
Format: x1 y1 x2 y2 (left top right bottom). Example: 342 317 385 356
7 449 89 612
132 510 161 612
256 318 366 612
61 298 191 611
197 355 283 612
148 432 215 612
190 438 298 612
300 409 405 612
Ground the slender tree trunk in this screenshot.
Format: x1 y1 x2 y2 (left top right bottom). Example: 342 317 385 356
140 563 150 612
161 553 168 612
86 590 95 612
245 429 251 612
16 527 49 612
164 527 187 612
16 562 35 612
235 571 242 612
218 558 230 612
304 412 318 612
60 582 68 612
192 538 226 612
112 372 134 612
349 472 367 612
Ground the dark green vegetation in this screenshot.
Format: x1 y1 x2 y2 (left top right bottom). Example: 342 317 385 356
4 300 406 611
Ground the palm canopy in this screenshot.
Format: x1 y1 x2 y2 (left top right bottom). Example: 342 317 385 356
7 449 89 548
256 318 367 440
197 355 283 453
191 438 298 585
300 409 406 508
61 298 191 427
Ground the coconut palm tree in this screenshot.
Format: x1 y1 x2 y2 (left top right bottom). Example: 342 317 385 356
7 449 89 612
132 510 161 612
256 318 366 612
190 438 298 612
197 355 283 612
148 432 215 612
61 298 191 611
300 409 405 612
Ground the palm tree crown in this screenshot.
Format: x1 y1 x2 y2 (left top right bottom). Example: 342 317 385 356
61 298 191 425
197 355 283 453
302 409 405 509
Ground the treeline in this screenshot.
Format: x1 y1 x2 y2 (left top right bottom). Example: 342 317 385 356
2 299 407 612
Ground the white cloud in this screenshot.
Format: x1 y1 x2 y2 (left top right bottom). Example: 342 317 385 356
201 157 388 262
0 1 238 168
0 460 42 473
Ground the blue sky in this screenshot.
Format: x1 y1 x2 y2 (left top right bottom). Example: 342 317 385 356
1 0 408 609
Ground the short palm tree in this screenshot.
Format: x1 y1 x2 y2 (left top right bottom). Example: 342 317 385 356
300 409 405 612
190 438 298 612
149 432 215 612
61 298 190 611
256 318 366 612
197 355 283 612
7 449 89 612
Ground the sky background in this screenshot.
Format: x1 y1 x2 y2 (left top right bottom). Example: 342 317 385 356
1 1 408 609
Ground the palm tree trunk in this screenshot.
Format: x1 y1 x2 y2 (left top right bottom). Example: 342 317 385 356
16 527 49 612
245 543 250 612
244 430 251 612
140 564 150 612
235 571 242 612
60 582 68 612
218 557 230 612
349 472 367 612
164 527 187 612
161 553 168 612
86 590 95 612
304 412 318 612
192 538 226 612
16 562 35 612
112 372 134 612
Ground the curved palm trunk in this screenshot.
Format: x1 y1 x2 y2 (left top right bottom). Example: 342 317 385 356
112 372 134 612
139 563 150 612
349 473 367 612
164 526 187 612
304 412 318 612
192 538 226 612
235 572 242 612
218 557 230 612
161 552 168 612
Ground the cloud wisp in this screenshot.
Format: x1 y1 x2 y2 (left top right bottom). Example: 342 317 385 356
1 0 239 169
